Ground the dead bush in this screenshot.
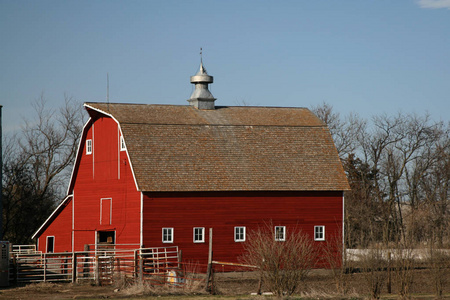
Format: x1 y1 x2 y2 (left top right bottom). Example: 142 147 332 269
359 245 387 299
428 246 450 298
394 244 415 299
239 223 317 297
322 231 354 295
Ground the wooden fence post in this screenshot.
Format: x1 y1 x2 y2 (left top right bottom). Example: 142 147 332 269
72 252 77 283
206 228 213 293
95 255 100 286
12 254 17 285
43 254 47 282
178 250 182 270
134 250 138 279
139 252 144 284
83 245 90 278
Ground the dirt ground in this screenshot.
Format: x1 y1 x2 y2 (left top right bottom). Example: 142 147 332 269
0 269 449 299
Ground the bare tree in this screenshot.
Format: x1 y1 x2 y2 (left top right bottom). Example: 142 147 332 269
2 94 84 243
312 103 450 248
311 102 364 158
351 112 448 245
19 94 84 197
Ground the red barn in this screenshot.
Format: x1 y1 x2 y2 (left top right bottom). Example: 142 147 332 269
32 63 349 265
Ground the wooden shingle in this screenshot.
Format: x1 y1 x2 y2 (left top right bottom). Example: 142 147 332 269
85 103 349 192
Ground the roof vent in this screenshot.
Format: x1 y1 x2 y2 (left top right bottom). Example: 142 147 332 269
188 58 216 110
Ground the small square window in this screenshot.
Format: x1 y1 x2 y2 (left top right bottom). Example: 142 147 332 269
86 139 92 155
162 228 173 243
235 226 246 242
120 136 126 151
314 226 325 241
275 226 286 241
193 227 205 243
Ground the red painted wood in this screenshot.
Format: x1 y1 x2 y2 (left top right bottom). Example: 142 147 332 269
37 198 73 253
38 116 141 252
142 191 343 267
70 116 141 250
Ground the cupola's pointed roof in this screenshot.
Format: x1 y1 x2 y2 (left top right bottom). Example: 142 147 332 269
190 62 214 85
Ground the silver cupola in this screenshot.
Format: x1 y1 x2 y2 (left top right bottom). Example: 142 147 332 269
188 59 216 110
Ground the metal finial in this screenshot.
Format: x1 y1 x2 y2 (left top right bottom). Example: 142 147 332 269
200 47 203 64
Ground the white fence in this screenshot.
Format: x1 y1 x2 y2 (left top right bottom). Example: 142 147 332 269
10 246 181 285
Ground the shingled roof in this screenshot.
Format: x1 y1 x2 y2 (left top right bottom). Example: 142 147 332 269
85 103 350 192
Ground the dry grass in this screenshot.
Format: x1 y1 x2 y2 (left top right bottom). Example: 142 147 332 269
120 272 206 297
2 265 450 299
13 281 60 292
299 287 361 299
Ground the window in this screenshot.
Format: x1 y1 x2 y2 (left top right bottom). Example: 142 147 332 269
120 135 126 151
97 231 115 244
234 226 246 242
86 139 92 155
46 236 55 253
162 228 173 243
314 226 325 241
275 226 286 241
193 227 205 243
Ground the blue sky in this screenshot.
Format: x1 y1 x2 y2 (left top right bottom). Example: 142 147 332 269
1 0 449 134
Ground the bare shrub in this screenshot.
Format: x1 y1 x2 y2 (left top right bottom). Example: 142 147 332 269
359 245 387 299
181 262 205 292
239 223 317 297
121 280 150 296
394 244 415 299
428 246 450 298
322 231 353 295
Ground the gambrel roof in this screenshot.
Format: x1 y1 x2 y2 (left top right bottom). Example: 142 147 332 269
84 103 350 192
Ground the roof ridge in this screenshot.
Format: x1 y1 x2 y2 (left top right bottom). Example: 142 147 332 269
120 122 327 128
85 102 310 110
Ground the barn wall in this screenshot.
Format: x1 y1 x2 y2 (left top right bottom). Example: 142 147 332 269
142 191 343 266
69 116 141 251
37 198 73 253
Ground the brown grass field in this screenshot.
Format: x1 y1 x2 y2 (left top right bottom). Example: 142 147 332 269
0 268 449 299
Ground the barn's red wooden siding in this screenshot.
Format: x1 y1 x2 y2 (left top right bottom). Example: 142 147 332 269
38 116 141 252
71 116 141 250
37 198 73 253
142 191 343 266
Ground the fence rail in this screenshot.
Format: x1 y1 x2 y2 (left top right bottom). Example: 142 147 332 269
10 245 189 286
12 244 39 255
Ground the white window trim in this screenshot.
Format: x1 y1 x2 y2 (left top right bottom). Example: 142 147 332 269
46 236 55 253
234 226 246 242
86 139 92 155
193 227 205 243
120 135 126 151
314 225 325 241
275 226 286 241
162 228 174 243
